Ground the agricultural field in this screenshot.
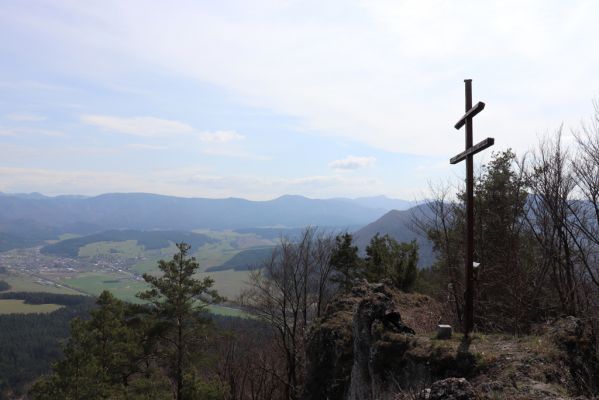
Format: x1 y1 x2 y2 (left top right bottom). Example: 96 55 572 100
78 240 145 258
58 266 250 305
0 299 62 314
60 272 148 304
56 271 248 316
0 228 277 316
198 269 251 300
58 233 81 241
0 272 80 295
194 240 240 270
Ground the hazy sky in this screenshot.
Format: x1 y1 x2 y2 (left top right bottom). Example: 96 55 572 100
1 1 598 200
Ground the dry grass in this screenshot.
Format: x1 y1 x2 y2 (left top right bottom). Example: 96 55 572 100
0 299 62 314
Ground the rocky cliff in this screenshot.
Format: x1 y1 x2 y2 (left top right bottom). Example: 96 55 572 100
302 281 599 400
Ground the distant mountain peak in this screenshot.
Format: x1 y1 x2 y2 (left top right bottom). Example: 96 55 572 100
274 194 309 200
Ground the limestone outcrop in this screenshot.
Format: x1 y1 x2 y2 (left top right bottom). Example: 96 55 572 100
302 280 599 400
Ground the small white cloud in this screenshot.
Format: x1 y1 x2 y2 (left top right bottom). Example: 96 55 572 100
201 147 269 160
4 113 46 122
199 130 244 143
81 115 194 137
329 156 376 171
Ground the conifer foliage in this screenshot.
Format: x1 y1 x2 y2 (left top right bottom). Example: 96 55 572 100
30 243 224 400
138 242 222 400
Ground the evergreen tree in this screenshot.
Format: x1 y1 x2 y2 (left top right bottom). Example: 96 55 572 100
30 243 224 400
364 234 419 291
30 291 146 400
417 150 544 332
137 243 221 400
329 233 362 290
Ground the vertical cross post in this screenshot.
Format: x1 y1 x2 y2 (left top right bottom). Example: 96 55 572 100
464 80 475 336
450 79 494 336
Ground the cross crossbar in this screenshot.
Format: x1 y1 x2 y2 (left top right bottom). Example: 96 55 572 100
450 137 495 164
449 79 494 336
454 101 485 130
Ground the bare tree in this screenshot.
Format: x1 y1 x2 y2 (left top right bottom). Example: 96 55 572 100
411 183 464 326
414 152 552 333
570 101 599 298
240 227 336 400
524 130 583 316
211 320 284 400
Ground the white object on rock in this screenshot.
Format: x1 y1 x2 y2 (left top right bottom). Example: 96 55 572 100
437 324 452 339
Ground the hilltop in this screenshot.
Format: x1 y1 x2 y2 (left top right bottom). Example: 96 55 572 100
303 280 599 400
353 205 435 267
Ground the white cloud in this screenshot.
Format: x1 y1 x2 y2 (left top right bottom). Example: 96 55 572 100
124 143 168 150
2 0 599 203
201 147 269 161
0 167 146 196
81 115 194 137
0 166 384 200
0 126 65 137
11 0 592 157
4 113 46 122
329 156 376 170
199 130 244 143
175 173 383 199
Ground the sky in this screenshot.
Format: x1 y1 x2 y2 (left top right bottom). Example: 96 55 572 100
1 0 598 200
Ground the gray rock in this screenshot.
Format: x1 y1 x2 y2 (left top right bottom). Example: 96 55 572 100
424 378 478 400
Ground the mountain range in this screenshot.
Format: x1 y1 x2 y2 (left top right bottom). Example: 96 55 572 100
0 192 436 266
0 192 419 229
0 193 388 232
353 205 435 267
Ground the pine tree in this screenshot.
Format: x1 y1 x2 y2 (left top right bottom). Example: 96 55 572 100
329 233 362 290
29 291 144 400
137 242 221 400
365 234 419 291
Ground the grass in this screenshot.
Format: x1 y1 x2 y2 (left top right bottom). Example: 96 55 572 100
58 233 81 241
194 241 240 270
61 272 148 303
78 240 145 258
1 231 259 316
159 242 179 256
0 274 245 316
131 258 161 275
206 304 248 317
131 240 240 275
60 271 249 316
0 273 80 294
197 269 250 300
0 299 63 314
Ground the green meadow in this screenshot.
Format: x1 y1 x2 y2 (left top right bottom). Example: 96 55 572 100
0 273 80 295
60 273 148 304
0 299 62 314
60 271 248 317
0 230 268 316
78 240 145 258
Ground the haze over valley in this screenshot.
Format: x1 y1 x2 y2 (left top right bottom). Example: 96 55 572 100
0 191 427 305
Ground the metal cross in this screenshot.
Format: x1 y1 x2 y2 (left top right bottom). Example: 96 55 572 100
451 79 494 336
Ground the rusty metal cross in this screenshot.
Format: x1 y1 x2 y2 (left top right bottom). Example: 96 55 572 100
451 79 494 335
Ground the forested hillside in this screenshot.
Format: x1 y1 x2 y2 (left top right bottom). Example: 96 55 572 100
205 246 274 272
0 293 95 399
353 205 435 267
